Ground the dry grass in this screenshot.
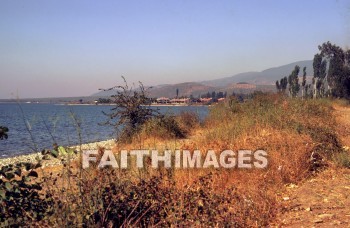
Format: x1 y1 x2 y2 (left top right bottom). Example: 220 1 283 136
3 94 347 227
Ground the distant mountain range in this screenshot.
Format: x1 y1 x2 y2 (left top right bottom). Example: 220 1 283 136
200 60 313 87
92 60 313 98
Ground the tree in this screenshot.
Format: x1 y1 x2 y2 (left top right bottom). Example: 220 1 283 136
206 92 211 98
288 65 300 98
217 91 224 99
280 77 288 93
275 77 287 94
305 84 312 98
101 77 160 141
312 53 327 98
97 98 111 104
176 88 179 98
301 67 307 99
312 53 322 98
317 41 350 98
275 80 281 92
210 91 216 99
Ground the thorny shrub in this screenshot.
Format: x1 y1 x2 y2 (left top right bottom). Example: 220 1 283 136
101 77 160 142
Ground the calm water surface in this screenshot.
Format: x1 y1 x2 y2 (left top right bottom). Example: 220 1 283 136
0 103 208 157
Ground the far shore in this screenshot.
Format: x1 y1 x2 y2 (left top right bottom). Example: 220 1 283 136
63 103 208 107
0 101 210 107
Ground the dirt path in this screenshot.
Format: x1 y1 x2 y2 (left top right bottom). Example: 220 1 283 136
275 104 350 227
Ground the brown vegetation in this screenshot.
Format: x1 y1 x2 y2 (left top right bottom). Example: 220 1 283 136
1 94 349 227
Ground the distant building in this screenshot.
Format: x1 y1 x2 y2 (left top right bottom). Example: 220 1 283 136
170 98 190 104
200 98 212 103
218 98 225 102
232 83 256 89
156 97 170 104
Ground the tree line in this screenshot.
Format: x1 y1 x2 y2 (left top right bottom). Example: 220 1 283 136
276 41 350 99
200 91 227 99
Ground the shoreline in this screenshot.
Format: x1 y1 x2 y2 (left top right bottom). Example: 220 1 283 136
0 139 116 168
63 103 208 107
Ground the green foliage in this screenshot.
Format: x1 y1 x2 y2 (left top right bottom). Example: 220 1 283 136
275 80 280 91
97 98 111 104
276 77 288 94
276 41 349 99
0 162 53 226
41 144 77 159
313 53 328 98
313 53 324 79
288 65 300 97
302 67 307 87
301 67 307 98
0 126 9 140
317 41 350 98
202 91 226 99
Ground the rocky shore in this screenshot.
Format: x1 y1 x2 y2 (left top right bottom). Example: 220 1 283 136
0 139 116 168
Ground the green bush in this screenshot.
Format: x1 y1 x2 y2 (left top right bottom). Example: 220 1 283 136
0 126 9 140
0 162 53 226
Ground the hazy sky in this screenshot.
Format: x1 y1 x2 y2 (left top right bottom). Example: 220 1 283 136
0 0 349 98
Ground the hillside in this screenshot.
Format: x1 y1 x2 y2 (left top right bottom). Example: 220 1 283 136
92 82 217 98
147 82 216 98
201 60 313 87
92 60 313 98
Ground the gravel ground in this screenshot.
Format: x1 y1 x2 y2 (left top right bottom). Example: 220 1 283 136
0 139 116 168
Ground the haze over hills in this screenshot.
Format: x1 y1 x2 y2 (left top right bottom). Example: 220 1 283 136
0 60 314 102
92 60 313 98
148 82 216 98
200 60 313 87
